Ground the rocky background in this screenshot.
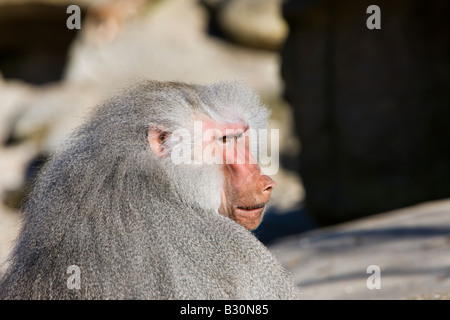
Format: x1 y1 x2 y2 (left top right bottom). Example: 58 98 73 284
0 0 449 299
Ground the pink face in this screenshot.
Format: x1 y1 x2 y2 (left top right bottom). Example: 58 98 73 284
148 116 275 231
201 117 275 230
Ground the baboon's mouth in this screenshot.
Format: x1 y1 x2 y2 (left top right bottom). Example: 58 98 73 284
233 203 267 230
236 203 266 211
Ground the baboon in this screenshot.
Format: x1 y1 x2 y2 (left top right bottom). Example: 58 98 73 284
0 80 298 299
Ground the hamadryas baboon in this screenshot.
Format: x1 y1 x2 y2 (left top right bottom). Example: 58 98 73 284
0 80 298 300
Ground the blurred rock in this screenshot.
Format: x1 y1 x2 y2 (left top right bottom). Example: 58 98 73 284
269 168 303 211
215 0 288 50
270 198 450 299
0 76 36 144
282 0 450 225
12 83 102 152
0 205 21 274
82 0 150 46
65 0 283 95
0 143 38 204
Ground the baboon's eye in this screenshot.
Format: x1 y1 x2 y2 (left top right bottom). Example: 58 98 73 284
219 133 242 144
219 135 236 144
159 131 168 143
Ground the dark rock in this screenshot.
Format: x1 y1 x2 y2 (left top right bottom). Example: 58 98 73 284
281 0 450 225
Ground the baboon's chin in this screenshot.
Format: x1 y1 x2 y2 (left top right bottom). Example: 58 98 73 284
233 205 265 230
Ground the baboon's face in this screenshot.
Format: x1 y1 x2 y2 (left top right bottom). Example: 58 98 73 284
148 116 275 231
202 117 275 231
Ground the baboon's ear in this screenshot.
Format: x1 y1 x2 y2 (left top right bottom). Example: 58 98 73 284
148 125 170 157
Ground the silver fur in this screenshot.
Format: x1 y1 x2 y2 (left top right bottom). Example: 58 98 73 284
0 80 298 299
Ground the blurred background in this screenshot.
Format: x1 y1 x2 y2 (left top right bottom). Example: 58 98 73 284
0 0 449 299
